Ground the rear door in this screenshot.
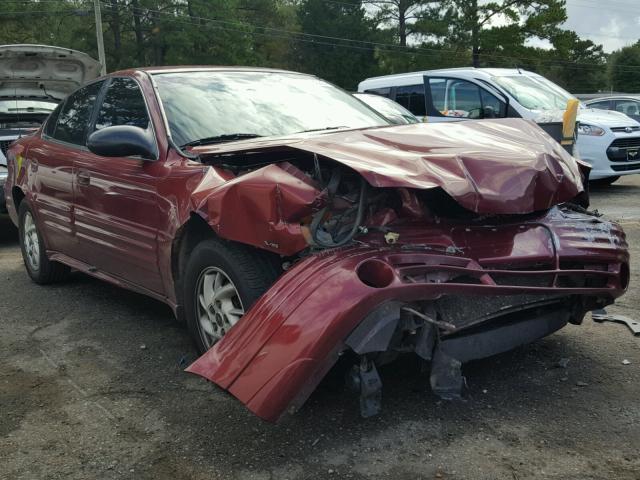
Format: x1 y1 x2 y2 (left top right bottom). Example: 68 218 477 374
73 76 165 293
29 80 104 254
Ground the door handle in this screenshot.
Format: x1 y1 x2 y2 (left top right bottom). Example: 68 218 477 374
77 170 91 186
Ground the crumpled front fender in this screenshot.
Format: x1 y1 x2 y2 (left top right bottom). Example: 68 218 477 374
190 162 323 256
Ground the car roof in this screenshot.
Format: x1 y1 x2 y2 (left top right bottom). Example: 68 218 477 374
108 66 308 76
585 95 640 102
359 67 539 89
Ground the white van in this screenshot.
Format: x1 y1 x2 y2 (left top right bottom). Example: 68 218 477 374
359 68 640 184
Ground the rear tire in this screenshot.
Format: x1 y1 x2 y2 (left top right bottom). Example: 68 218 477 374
183 238 281 354
591 176 620 187
18 201 70 284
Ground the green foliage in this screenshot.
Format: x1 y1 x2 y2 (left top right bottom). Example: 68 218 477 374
411 0 567 67
609 42 640 93
293 0 381 89
0 0 635 94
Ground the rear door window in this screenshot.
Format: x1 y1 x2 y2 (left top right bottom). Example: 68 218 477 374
43 103 62 137
395 84 426 116
52 81 104 146
94 77 150 131
588 100 611 110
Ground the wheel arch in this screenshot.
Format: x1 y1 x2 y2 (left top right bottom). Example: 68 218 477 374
12 186 25 211
171 212 215 321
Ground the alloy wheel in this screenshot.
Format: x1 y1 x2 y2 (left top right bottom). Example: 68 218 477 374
23 211 40 272
194 266 244 348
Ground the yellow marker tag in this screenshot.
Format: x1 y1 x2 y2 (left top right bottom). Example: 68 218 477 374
16 153 23 171
562 99 579 145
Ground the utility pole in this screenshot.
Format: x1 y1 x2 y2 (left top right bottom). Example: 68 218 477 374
93 0 107 75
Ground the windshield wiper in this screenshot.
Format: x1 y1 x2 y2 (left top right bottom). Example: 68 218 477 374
295 126 350 134
7 108 52 112
181 133 263 148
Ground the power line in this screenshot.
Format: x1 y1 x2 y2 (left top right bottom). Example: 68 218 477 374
567 0 640 14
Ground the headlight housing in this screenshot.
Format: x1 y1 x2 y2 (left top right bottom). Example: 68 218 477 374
577 124 605 136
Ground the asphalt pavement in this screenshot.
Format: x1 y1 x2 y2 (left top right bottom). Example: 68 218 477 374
1 176 639 480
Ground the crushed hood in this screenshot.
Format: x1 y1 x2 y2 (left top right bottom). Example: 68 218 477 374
0 44 101 101
194 118 585 215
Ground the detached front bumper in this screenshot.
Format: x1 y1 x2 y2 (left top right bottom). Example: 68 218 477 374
187 207 629 422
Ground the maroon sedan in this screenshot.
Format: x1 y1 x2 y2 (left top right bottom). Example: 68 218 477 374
4 67 629 421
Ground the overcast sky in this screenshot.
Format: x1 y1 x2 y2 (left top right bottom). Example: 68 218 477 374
561 0 639 53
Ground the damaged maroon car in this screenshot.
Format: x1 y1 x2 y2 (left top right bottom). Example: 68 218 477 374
4 67 629 422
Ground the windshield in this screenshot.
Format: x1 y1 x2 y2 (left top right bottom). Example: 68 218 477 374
355 94 418 125
0 99 57 114
153 71 388 146
492 75 575 111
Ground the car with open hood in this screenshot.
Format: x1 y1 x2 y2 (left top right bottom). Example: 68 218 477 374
0 44 101 212
358 68 640 185
4 67 629 422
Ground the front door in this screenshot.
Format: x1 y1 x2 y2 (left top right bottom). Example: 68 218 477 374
73 77 165 294
30 81 104 254
423 76 508 123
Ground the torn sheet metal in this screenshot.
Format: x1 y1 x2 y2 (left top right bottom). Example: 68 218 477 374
192 162 323 255
194 118 586 215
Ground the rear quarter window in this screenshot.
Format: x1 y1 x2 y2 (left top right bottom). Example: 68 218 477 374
395 84 426 116
43 103 62 137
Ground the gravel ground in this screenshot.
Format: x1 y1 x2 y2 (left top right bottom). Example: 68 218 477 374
1 177 639 480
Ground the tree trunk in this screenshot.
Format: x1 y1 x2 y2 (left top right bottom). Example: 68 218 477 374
398 0 407 46
471 0 480 67
131 0 144 64
109 0 121 69
151 10 164 65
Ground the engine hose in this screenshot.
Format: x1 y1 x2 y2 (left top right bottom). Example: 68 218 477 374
311 174 367 248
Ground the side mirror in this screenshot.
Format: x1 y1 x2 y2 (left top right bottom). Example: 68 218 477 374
87 125 158 160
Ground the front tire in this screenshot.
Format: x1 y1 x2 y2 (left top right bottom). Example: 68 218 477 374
18 201 70 284
183 238 281 354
